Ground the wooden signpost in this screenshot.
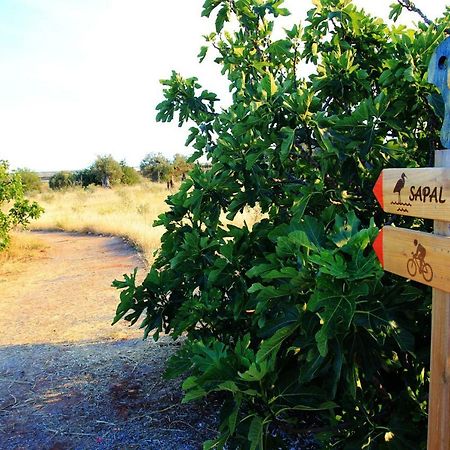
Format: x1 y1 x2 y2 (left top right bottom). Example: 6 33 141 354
372 168 450 221
428 150 450 450
373 155 450 450
372 37 450 450
373 226 450 293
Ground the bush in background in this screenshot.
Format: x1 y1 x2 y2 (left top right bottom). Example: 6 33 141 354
73 166 99 187
0 161 43 249
140 152 173 182
172 153 193 180
15 168 42 193
49 171 75 190
92 155 123 186
71 156 140 188
120 161 142 185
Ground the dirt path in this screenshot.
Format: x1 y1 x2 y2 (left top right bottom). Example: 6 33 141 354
0 232 218 449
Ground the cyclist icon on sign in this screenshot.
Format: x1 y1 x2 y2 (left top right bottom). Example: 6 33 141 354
407 240 433 282
414 239 426 268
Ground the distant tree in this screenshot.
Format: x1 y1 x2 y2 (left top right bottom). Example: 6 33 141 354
172 153 193 180
93 155 123 187
140 153 173 182
49 171 75 190
72 156 133 188
15 168 42 193
0 161 43 249
73 167 99 187
120 161 141 185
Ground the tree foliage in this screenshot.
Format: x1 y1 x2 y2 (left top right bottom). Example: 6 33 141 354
172 153 193 179
0 161 43 249
140 153 193 182
15 168 42 193
71 168 95 188
49 171 75 190
92 155 124 186
120 161 142 185
140 152 173 182
69 157 139 188
114 1 449 448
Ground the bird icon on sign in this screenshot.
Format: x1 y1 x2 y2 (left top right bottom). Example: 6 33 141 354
393 172 407 203
390 172 412 212
428 36 450 149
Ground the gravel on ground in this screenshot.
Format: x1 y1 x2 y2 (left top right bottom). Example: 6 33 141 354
0 231 219 450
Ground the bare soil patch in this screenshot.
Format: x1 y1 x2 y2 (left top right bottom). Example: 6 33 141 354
0 231 218 449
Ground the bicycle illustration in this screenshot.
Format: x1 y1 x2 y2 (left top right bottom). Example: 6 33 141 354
406 240 433 282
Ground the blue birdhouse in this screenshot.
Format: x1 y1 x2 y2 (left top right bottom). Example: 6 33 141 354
428 37 450 149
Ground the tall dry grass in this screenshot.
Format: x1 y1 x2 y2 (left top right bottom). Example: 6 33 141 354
0 232 48 278
29 182 170 262
29 182 263 263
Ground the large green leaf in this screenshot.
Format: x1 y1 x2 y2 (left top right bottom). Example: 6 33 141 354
308 281 369 356
248 415 264 450
256 323 299 362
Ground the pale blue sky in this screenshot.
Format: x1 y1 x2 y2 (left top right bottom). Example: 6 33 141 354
0 0 447 171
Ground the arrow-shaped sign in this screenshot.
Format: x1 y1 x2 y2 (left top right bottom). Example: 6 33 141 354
373 168 450 221
373 226 450 293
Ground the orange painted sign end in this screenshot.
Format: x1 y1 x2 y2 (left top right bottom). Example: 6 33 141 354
372 173 384 209
373 228 384 267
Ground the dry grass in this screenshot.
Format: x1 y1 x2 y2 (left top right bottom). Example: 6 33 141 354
28 182 263 263
29 182 170 263
0 232 48 278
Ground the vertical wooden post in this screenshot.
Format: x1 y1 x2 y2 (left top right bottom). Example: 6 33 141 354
428 149 450 450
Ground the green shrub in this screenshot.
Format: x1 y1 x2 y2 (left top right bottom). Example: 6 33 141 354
73 167 99 187
15 168 42 193
0 161 43 249
172 153 193 180
140 152 173 182
120 163 141 185
73 156 131 187
93 155 123 186
114 1 448 448
49 171 75 190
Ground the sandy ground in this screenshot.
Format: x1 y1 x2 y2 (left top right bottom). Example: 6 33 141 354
0 232 218 449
